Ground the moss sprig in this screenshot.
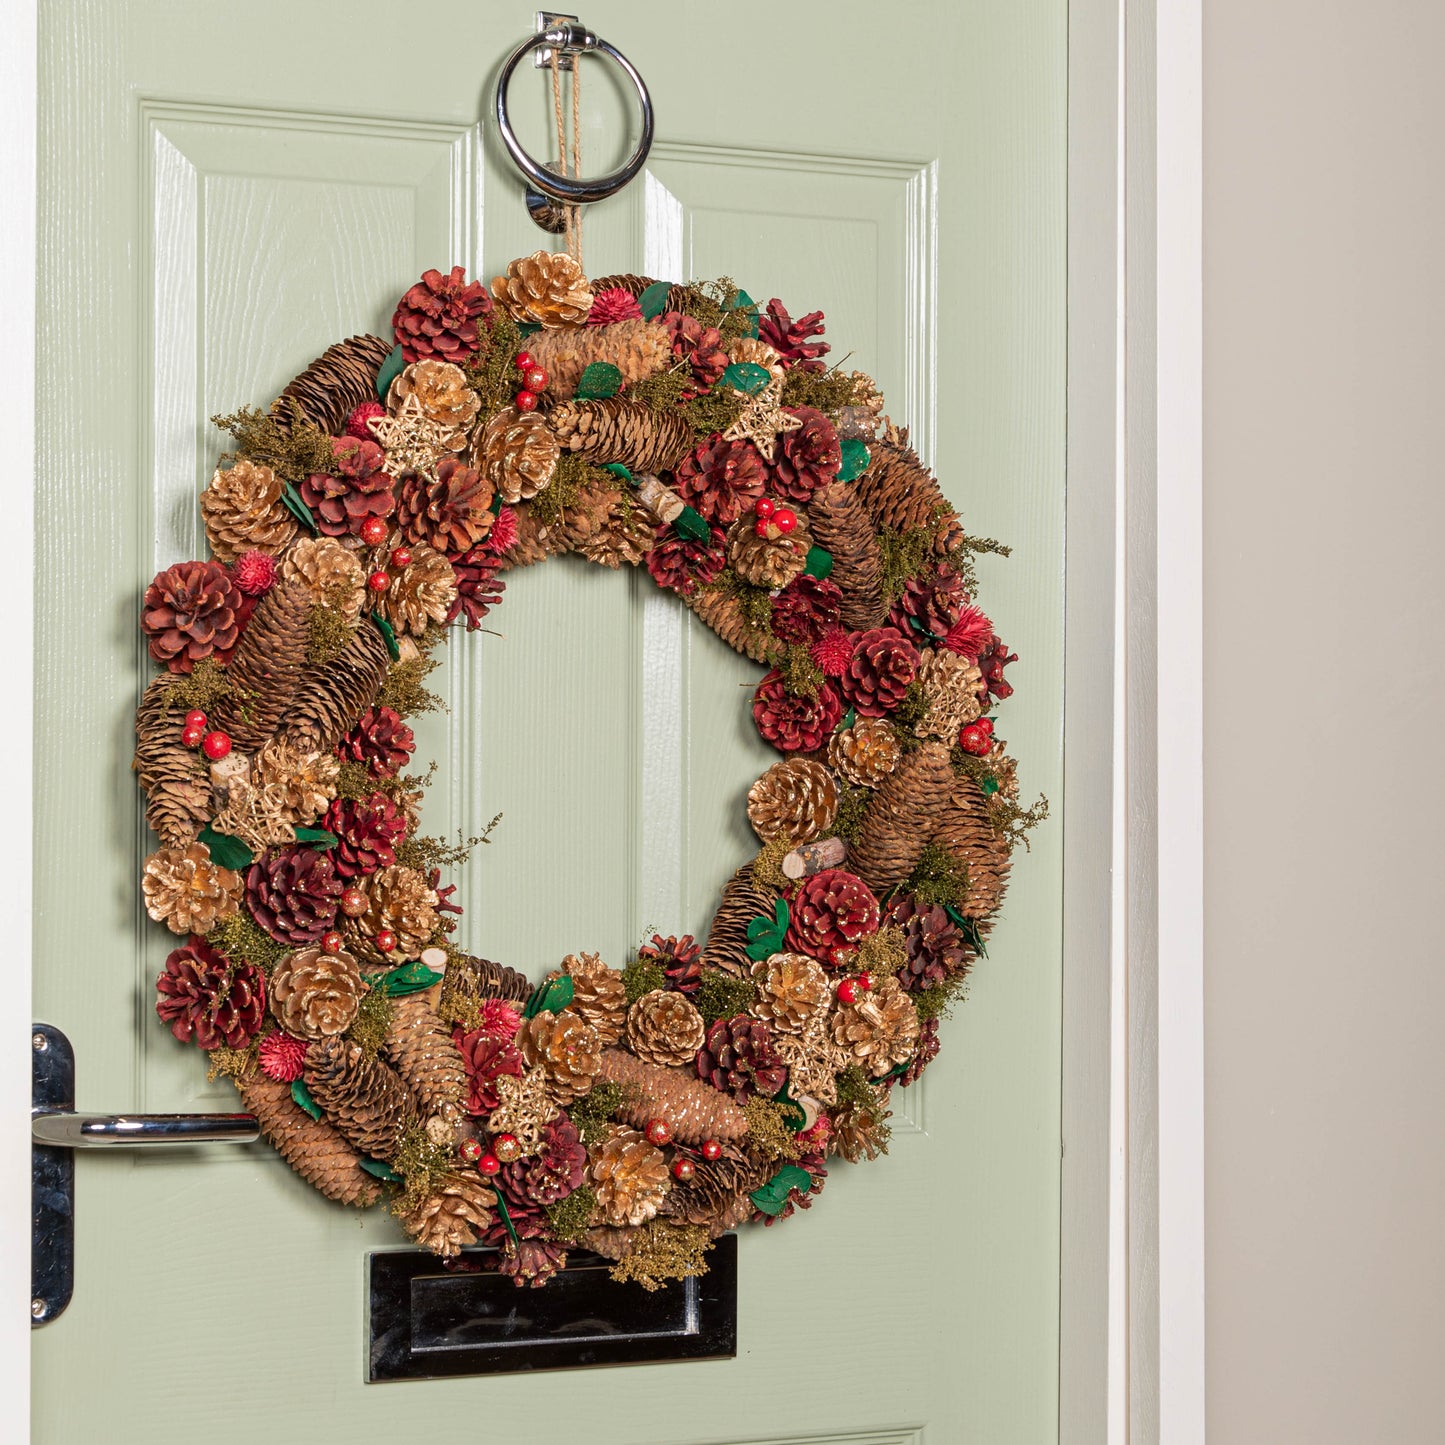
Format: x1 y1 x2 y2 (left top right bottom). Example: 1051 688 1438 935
695 970 757 1024
461 312 524 420
567 1082 631 1147
544 1185 598 1243
825 781 870 847
207 909 288 974
905 842 970 912
780 367 856 416
682 385 745 439
206 1043 258 1083
625 365 693 414
167 657 231 713
529 451 613 528
913 973 970 1024
377 653 446 718
744 1095 801 1163
751 837 791 892
621 957 666 1005
389 1126 456 1216
346 986 394 1061
780 643 823 700
211 402 336 485
395 815 499 874
877 525 933 604
891 680 929 731
990 793 1050 851
307 606 354 666
608 1220 713 1291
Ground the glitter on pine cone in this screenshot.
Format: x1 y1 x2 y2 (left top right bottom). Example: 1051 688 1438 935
586 286 644 326
483 504 519 555
809 625 856 678
772 574 843 645
232 549 278 596
942 602 995 662
346 400 386 440
259 1030 309 1081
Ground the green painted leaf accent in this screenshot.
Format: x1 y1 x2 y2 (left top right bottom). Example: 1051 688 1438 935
944 904 988 959
771 1083 808 1132
279 480 318 533
369 612 401 662
749 1163 814 1216
673 506 713 543
197 825 254 872
838 708 857 732
489 493 504 515
637 281 672 320
837 437 870 483
744 897 790 961
719 362 771 395
359 1158 402 1181
725 288 756 313
602 462 634 485
293 826 337 848
575 362 623 400
981 776 1000 795
517 321 542 337
291 1079 322 1121
380 961 445 997
374 344 405 403
493 1191 520 1249
803 545 834 580
523 974 575 1020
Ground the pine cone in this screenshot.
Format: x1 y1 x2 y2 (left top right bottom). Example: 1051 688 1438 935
771 407 842 503
454 1026 524 1116
305 1035 412 1160
888 894 971 992
837 626 920 717
138 750 211 846
696 1014 787 1101
626 989 706 1067
500 1111 586 1206
385 994 467 1124
636 933 702 996
518 1009 601 1105
752 671 844 752
548 398 693 474
915 646 985 739
155 938 266 1049
555 952 627 1046
888 562 966 640
525 317 670 398
445 952 534 1008
673 437 767 526
269 943 364 1039
491 251 593 328
577 488 656 570
237 1073 381 1206
299 436 395 538
829 974 919 1077
727 335 784 379
446 544 506 629
201 460 299 563
592 1049 749 1144
850 740 955 896
248 737 340 826
589 1126 671 1226
806 482 886 630
246 847 343 946
748 952 830 1034
471 407 559 504
277 620 390 755
278 535 365 619
758 298 829 372
584 283 645 321
746 757 839 846
488 1209 570 1287
784 868 881 967
665 1140 771 1230
835 370 887 439
684 587 785 666
700 865 781 979
726 513 810 589
645 523 727 596
977 634 1019 702
347 864 439 962
393 266 492 365
932 779 1013 920
396 458 492 554
770 574 843 644
398 1172 496 1257
142 561 244 674
211 580 313 750
386 359 480 446
142 841 241 934
897 1016 941 1088
322 792 406 878
852 438 963 555
664 312 728 387
829 1095 891 1162
336 705 414 778
374 541 457 637
271 334 395 436
827 718 901 788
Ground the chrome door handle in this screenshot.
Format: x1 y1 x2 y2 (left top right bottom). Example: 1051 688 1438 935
31 1111 258 1147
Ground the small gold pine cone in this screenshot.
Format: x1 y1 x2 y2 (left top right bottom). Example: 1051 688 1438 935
386 359 480 447
984 740 1019 800
518 1009 602 1104
201 459 299 563
471 406 559 504
625 989 706 1067
279 535 366 621
726 336 784 380
830 1095 892 1162
828 975 920 1077
249 737 340 825
915 647 986 740
589 1125 672 1227
748 952 830 1035
346 865 439 963
398 1171 497 1258
270 945 365 1040
827 718 902 787
526 317 671 399
141 840 241 934
746 757 839 846
492 251 593 327
374 542 457 638
555 951 627 1046
725 514 811 590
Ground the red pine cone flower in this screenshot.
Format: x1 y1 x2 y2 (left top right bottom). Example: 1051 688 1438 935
770 407 841 503
645 523 727 597
785 868 881 964
499 1112 586 1207
232 550 277 596
637 933 703 995
887 562 966 641
336 705 415 778
941 602 995 662
696 1014 788 1101
300 436 395 538
454 1026 524 1115
346 400 386 440
323 792 407 879
141 560 244 674
897 1016 941 1088
673 436 767 527
397 457 493 555
809 625 855 678
482 504 519 555
887 894 970 992
446 545 507 630
836 626 920 717
428 866 463 924
664 311 729 389
978 635 1019 701
752 670 843 752
155 937 266 1050
759 1143 826 1225
245 847 344 946
758 299 830 373
258 1030 309 1081
771 574 843 644
586 286 643 326
392 265 492 365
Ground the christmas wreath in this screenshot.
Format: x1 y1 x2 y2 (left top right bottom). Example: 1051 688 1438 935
134 252 1044 1289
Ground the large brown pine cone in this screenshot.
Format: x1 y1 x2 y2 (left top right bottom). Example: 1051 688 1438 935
201 460 299 562
155 938 266 1049
396 458 493 554
305 1035 413 1160
700 865 781 978
299 436 395 538
246 848 343 946
829 974 919 1076
271 334 394 436
696 1015 787 1101
887 894 971 992
373 542 457 638
499 1112 586 1207
592 1049 750 1144
133 673 211 844
211 580 313 750
932 779 1013 920
517 1009 601 1104
784 867 881 966
547 399 693 474
471 407 559 504
238 1073 382 1206
346 864 439 963
806 481 887 631
525 316 671 398
392 266 491 365
827 717 902 787
746 757 839 846
852 437 964 555
277 619 390 755
771 407 842 503
915 647 985 740
849 740 955 896
748 952 830 1034
491 251 593 328
837 626 920 717
673 437 767 526
398 1172 497 1257
385 994 468 1125
589 1126 671 1226
278 535 365 619
555 952 627 1046
141 561 244 674
386 359 480 445
625 989 706 1067
142 841 241 935
726 513 810 589
269 943 365 1040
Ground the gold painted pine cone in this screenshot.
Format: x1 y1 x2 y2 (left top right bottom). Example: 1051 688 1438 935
141 840 241 934
725 514 811 590
269 945 365 1040
625 989 707 1067
304 1035 413 1161
915 647 986 740
384 995 468 1126
827 717 902 787
398 1172 496 1258
346 865 440 964
248 737 339 825
829 974 920 1077
525 317 671 398
747 952 831 1035
279 535 366 620
386 359 480 445
373 542 457 638
589 1125 672 1227
848 739 956 896
471 406 559 504
555 951 627 1046
200 459 299 563
592 1049 749 1144
491 250 594 328
517 1009 602 1105
746 757 839 846
726 336 784 380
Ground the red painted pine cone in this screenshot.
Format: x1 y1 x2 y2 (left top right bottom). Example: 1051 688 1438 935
770 574 843 644
770 407 842 503
664 312 729 388
141 560 244 674
245 847 344 946
392 265 492 365
322 792 407 879
336 706 415 778
300 436 395 538
155 937 266 1049
887 893 970 992
446 546 507 629
673 436 767 526
636 932 703 995
499 1112 586 1207
836 626 920 717
752 671 844 752
785 868 881 964
695 1014 787 1102
645 524 727 596
757 298 830 373
453 1026 524 1115
897 1016 941 1088
887 562 967 641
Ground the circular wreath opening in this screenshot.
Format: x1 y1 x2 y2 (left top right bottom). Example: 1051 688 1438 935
134 255 1044 1290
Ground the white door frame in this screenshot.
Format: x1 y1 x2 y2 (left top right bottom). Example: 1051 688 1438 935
0 1 1204 1438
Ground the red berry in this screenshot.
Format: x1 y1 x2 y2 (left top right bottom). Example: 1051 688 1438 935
358 516 388 546
340 888 368 918
856 971 874 993
184 709 207 730
700 1138 723 1161
978 717 995 734
755 497 776 519
754 519 770 537
773 508 797 534
458 1138 483 1164
321 931 344 954
201 731 232 761
493 1133 522 1163
644 1118 672 1146
524 367 548 393
836 979 859 1004
367 570 390 592
959 723 991 756
671 1158 695 1182
514 389 538 412
181 725 204 748
514 351 534 372
390 548 412 569
477 1152 501 1177
374 929 397 954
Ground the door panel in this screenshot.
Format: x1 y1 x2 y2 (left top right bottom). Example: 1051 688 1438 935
34 2 1066 1441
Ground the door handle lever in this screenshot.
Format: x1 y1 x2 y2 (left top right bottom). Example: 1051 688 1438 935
31 1111 259 1147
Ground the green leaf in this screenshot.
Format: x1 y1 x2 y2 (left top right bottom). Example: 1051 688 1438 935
602 462 634 485
724 288 756 313
803 545 834 580
493 1191 520 1249
749 1164 814 1217
744 897 790 961
637 281 673 320
836 437 870 483
279 481 318 533
575 362 623 400
944 905 988 959
837 708 857 732
197 825 254 872
522 974 575 1020
673 506 713 544
489 493 504 515
380 961 445 997
718 362 771 396
981 776 1000 796
293 826 338 848
291 1079 322 1120
359 1157 402 1181
374 343 405 403
771 1082 808 1132
369 612 401 662
517 321 542 338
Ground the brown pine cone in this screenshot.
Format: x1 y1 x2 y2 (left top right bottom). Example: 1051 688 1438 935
299 436 395 538
396 458 493 554
336 704 414 778
499 1111 586 1207
155 939 266 1049
134 676 210 845
142 841 241 934
374 542 457 638
386 359 480 446
305 1035 413 1160
748 952 830 1034
746 757 839 846
201 460 299 563
491 251 593 328
827 717 902 787
576 488 656 570
849 740 955 896
852 437 964 555
517 1009 601 1105
625 989 706 1067
673 436 767 527
914 647 985 740
725 513 810 589
771 407 842 504
555 952 627 1046
249 737 340 826
271 334 394 436
525 317 671 399
770 573 843 644
547 398 693 474
278 535 365 620
700 865 782 978
247 848 343 946
385 994 468 1125
696 1015 787 1101
837 626 920 717
446 544 506 630
471 406 559 504
665 1139 771 1230
393 266 491 365
211 580 313 750
887 894 971 992
592 1049 749 1144
444 953 533 1009
141 561 244 674
636 933 702 996
346 864 439 963
888 561 967 640
398 1172 496 1257
684 586 785 666
806 481 887 631
269 943 365 1039
589 1126 671 1226
277 620 390 755
829 974 919 1077
932 779 1013 920
783 867 881 966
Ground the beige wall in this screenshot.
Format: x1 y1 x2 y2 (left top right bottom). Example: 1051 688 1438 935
1204 3 1445 1440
